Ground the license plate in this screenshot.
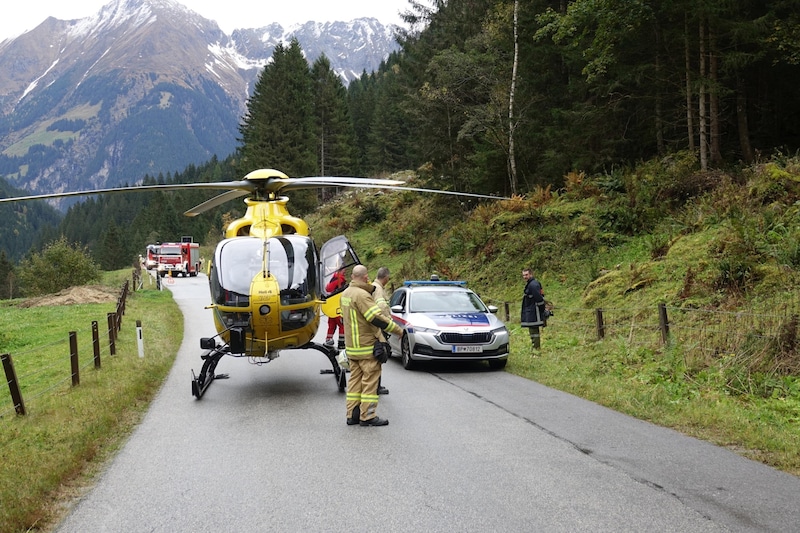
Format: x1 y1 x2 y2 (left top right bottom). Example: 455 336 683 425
452 345 483 353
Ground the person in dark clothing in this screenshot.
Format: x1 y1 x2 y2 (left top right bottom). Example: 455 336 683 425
521 267 547 349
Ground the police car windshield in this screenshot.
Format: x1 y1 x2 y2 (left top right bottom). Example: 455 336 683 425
410 289 487 313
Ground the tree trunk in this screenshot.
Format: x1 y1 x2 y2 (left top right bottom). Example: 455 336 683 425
508 0 519 195
684 16 695 152
736 76 755 163
709 26 722 165
655 21 664 155
698 19 708 171
319 128 325 175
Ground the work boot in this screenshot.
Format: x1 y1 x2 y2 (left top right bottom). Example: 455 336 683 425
337 338 345 350
377 385 389 395
324 338 334 347
359 416 389 426
346 406 360 426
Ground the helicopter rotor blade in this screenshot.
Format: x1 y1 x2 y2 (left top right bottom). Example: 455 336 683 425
374 186 509 200
277 176 405 191
0 181 254 204
184 189 251 217
0 165 505 216
267 175 505 200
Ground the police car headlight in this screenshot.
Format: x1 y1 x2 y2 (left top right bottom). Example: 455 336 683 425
410 326 440 335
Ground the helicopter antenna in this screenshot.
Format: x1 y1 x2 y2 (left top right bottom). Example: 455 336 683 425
261 237 269 280
258 203 271 279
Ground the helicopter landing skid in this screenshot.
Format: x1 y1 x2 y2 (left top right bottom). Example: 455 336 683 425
191 344 229 399
304 342 347 393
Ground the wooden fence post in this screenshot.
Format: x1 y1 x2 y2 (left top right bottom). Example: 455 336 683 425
120 280 128 317
92 321 101 369
1 353 26 416
70 331 80 387
107 313 117 356
595 308 605 340
658 303 670 344
504 302 510 323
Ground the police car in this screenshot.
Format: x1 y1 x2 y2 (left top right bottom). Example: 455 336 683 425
387 279 510 370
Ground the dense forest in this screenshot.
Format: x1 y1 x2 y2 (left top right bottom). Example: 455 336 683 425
2 0 800 295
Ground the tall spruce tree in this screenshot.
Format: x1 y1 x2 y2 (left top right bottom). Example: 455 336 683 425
311 55 357 176
98 219 130 270
368 63 413 174
348 71 378 174
238 38 316 177
238 38 317 212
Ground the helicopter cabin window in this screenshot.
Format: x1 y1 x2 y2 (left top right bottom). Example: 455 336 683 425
320 236 360 298
270 235 317 305
212 237 317 307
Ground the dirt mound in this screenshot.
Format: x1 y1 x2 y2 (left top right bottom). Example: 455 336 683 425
19 285 119 308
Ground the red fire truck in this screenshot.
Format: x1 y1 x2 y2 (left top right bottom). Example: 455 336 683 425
156 237 201 277
144 244 159 270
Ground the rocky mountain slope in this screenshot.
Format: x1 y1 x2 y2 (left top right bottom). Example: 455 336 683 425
0 0 399 208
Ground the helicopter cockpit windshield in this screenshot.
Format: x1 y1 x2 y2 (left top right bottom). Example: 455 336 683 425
210 236 318 307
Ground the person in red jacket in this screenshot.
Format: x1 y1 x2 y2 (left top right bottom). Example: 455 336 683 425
325 268 347 348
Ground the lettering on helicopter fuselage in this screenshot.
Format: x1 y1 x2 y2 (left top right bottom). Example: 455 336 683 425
256 289 274 295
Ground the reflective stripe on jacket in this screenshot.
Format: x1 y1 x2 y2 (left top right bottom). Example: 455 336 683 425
341 280 402 359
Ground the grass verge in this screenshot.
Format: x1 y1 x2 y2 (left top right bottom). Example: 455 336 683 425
0 270 182 533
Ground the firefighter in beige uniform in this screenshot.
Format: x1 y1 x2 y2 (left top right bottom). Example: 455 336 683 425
342 265 404 426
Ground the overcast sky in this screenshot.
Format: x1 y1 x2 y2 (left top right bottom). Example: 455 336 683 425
0 0 414 42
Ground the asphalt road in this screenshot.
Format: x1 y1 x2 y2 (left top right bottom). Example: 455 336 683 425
55 274 800 532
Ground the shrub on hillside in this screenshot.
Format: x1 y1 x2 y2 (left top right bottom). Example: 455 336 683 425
16 237 101 296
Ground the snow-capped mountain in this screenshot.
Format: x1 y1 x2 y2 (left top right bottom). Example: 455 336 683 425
0 0 399 204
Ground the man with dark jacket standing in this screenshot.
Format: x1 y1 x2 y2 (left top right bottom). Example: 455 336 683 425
341 265 404 426
521 267 547 349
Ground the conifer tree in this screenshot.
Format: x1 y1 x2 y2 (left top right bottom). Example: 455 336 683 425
368 65 412 174
98 220 130 270
238 38 317 212
348 71 378 174
0 251 16 299
238 38 316 177
311 55 356 176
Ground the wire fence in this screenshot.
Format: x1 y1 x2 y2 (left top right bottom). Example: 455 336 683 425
1 280 131 418
7 280 797 417
498 300 800 377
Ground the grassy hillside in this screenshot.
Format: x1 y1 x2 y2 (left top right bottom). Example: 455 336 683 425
307 153 800 475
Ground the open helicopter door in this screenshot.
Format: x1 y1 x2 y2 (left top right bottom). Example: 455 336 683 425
319 235 360 319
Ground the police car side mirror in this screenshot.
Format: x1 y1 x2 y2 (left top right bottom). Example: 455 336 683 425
487 305 499 314
391 304 404 313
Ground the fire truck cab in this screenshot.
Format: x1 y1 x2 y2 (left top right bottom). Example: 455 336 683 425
156 237 201 277
145 244 159 270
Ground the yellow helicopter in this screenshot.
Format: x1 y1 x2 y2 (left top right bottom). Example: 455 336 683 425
0 168 504 398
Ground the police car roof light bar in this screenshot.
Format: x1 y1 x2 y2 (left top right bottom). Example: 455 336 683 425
403 280 467 287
